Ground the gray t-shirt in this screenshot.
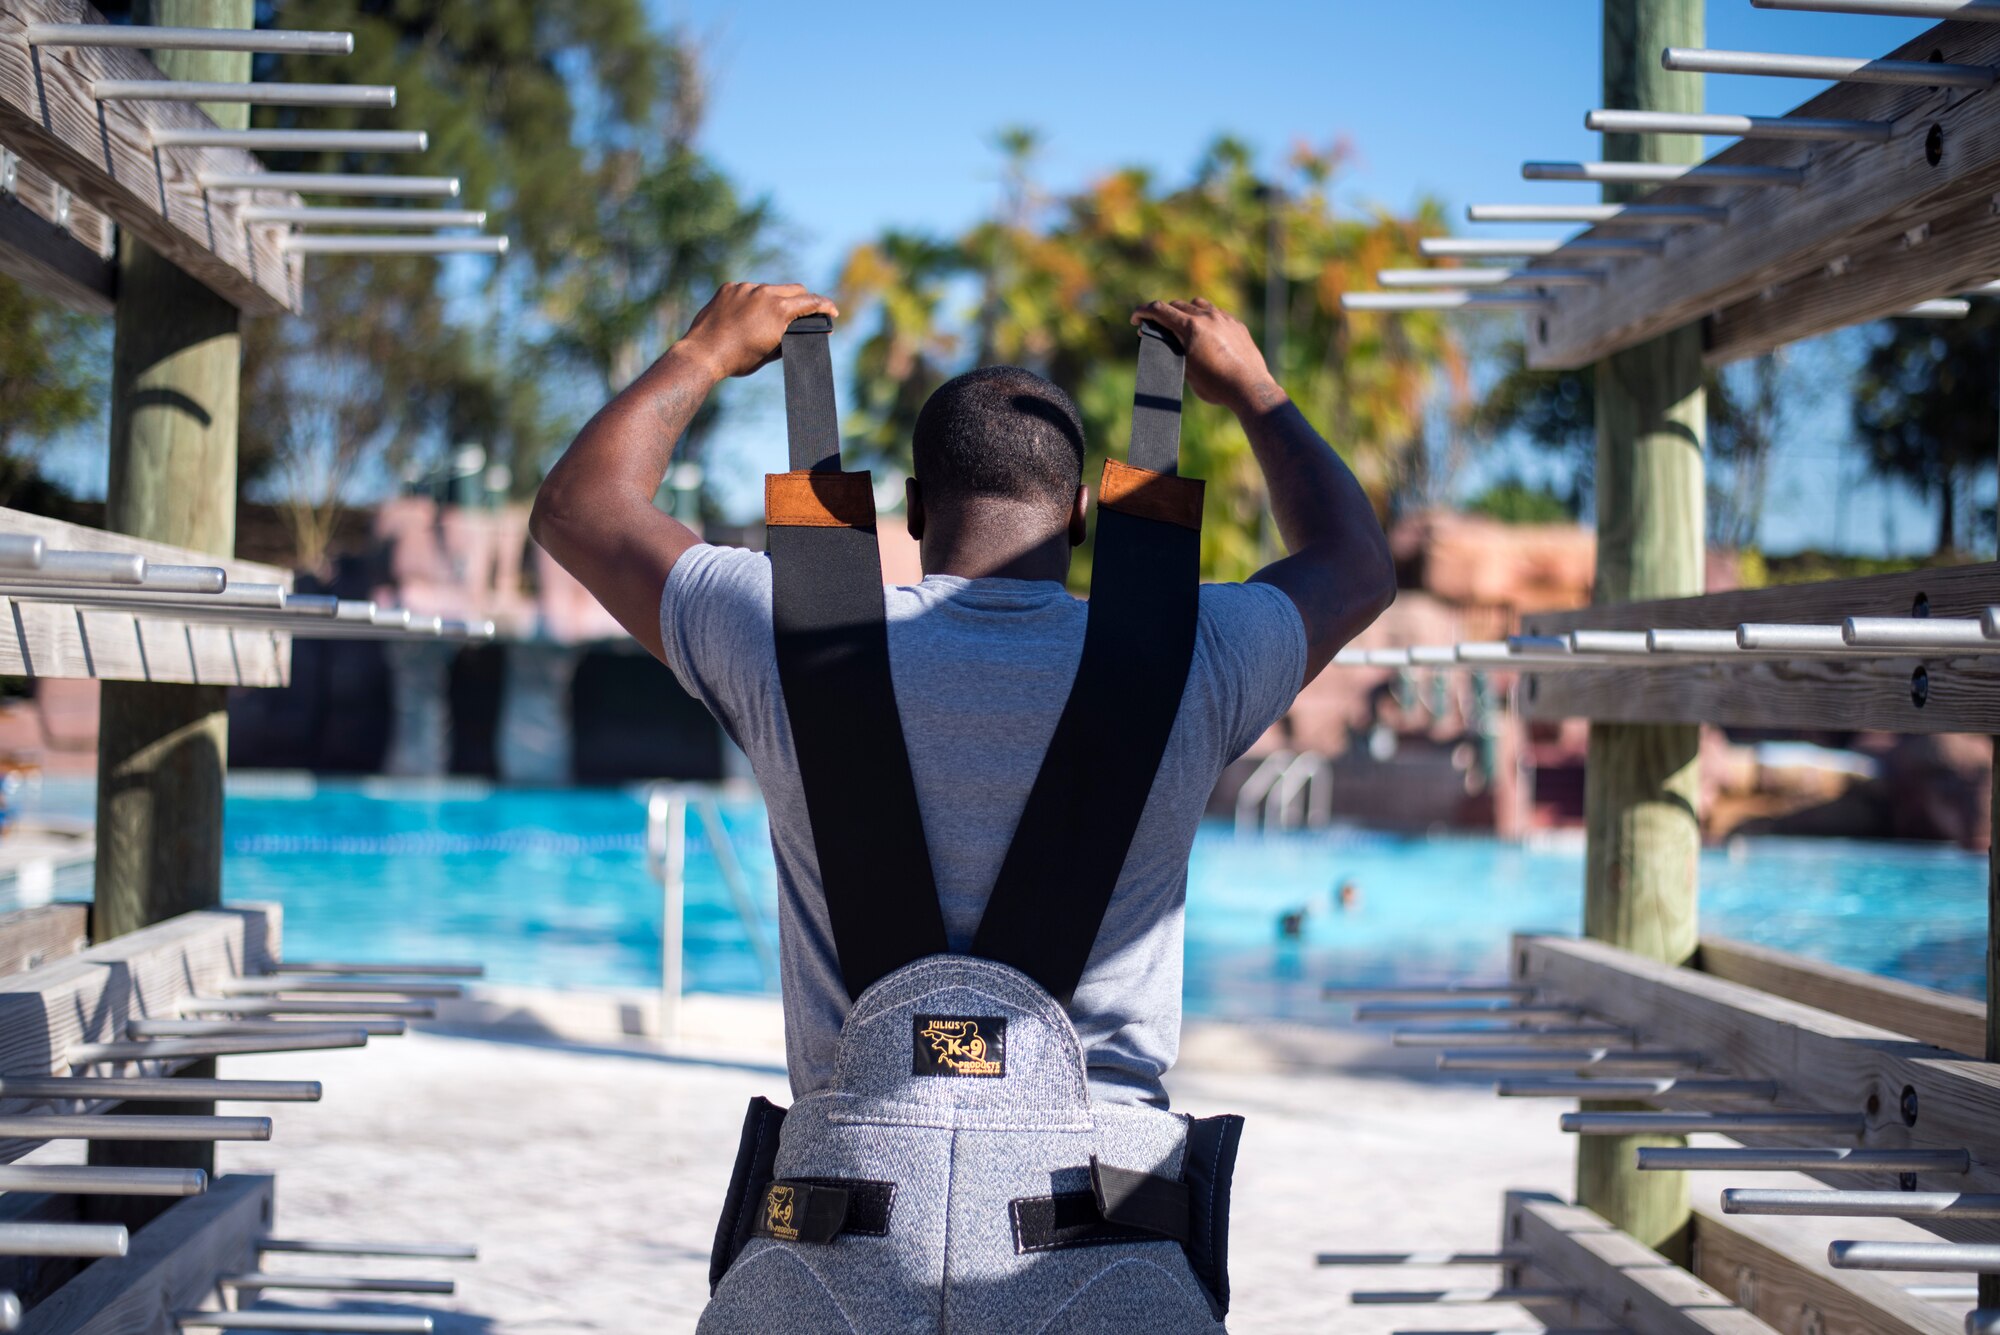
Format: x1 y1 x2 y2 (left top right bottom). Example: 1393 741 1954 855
658 543 1306 1107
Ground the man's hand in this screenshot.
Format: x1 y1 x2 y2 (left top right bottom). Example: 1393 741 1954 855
1130 298 1284 416
678 282 840 381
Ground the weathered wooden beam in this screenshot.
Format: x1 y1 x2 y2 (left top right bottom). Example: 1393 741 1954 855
1520 561 2000 730
1527 17 2000 368
0 0 301 314
16 1174 269 1335
0 907 86 978
0 508 288 686
0 149 112 312
1698 936 1985 1057
1517 934 2000 1238
1690 1203 1959 1335
1504 1190 1776 1334
1702 188 2000 365
0 905 280 1162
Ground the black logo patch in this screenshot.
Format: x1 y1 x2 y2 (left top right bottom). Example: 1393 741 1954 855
912 1015 1007 1077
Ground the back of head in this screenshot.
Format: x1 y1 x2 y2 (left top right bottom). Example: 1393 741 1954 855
912 366 1085 515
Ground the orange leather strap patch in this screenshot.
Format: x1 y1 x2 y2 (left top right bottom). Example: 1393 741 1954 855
1098 458 1204 531
765 470 877 530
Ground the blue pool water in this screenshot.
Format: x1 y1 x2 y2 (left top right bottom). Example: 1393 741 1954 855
22 779 1991 1020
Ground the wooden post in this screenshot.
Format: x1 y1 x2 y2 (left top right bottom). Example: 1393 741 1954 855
1576 0 1707 1265
89 0 250 1210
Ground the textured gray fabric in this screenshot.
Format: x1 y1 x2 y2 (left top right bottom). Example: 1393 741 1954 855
658 545 1307 1106
699 957 1227 1334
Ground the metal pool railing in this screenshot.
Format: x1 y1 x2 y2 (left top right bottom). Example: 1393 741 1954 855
643 783 779 1039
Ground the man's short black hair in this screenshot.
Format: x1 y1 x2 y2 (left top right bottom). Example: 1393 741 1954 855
911 366 1085 512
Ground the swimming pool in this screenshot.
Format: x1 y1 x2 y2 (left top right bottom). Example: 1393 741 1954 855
19 778 1991 1019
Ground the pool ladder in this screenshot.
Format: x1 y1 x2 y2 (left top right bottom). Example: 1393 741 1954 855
1235 750 1332 836
643 783 780 1040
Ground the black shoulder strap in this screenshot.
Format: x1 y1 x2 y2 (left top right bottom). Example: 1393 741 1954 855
969 324 1204 1002
769 315 948 1000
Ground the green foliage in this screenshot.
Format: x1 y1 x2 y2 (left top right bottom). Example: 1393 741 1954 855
0 275 106 506
1754 548 1948 586
1465 476 1574 525
1851 306 2000 555
840 137 1462 585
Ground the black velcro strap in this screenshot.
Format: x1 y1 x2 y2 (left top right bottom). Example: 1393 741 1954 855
969 327 1199 1002
792 1177 896 1236
709 1096 787 1292
1129 321 1186 474
1090 1157 1190 1244
773 318 949 1000
1183 1113 1244 1318
1010 1191 1163 1255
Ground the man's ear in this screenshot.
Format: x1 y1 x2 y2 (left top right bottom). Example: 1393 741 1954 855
906 477 925 542
1068 485 1088 548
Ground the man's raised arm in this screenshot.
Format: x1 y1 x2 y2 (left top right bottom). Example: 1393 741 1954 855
1131 299 1395 682
530 282 838 662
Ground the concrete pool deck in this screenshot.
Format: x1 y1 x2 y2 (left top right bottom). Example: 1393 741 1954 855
12 991 1951 1332
208 993 1584 1333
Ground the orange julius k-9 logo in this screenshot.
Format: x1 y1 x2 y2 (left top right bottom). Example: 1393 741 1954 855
763 1184 799 1241
911 1014 1008 1078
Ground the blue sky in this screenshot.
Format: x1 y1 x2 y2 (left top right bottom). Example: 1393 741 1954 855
659 0 1970 555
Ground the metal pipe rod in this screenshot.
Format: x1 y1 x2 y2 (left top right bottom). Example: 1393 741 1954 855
268 961 485 978
1341 292 1550 311
1726 1189 2000 1220
1354 1004 1583 1022
0 1113 270 1141
1496 1077 1778 1099
68 1032 367 1063
1638 1146 1967 1172
132 1019 404 1038
0 1164 206 1196
1845 616 1992 650
93 80 393 108
0 1223 127 1258
201 172 460 197
1905 299 1973 318
1737 623 1851 652
219 1275 455 1296
1323 985 1531 1001
1648 627 1852 657
1 583 283 612
1468 203 1728 225
259 1239 478 1260
1663 47 1998 88
1831 1240 2000 1272
1317 1250 1532 1266
368 609 414 629
181 998 435 1017
0 1076 319 1102
239 207 486 229
1571 630 1653 655
1351 1287 1576 1304
1586 108 1894 142
1752 0 2000 16
176 1315 432 1334
281 235 508 256
1436 1049 1703 1071
1562 1110 1863 1134
0 535 45 571
218 978 463 998
1911 1285 1980 1299
1377 268 1605 289
1422 237 1665 258
1524 160 1806 187
2 1290 16 1333
33 550 145 584
1395 1027 1636 1048
154 129 426 153
25 23 354 54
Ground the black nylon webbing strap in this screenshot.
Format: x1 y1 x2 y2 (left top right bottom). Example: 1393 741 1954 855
771 317 949 1000
969 323 1200 1002
1129 321 1186 474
